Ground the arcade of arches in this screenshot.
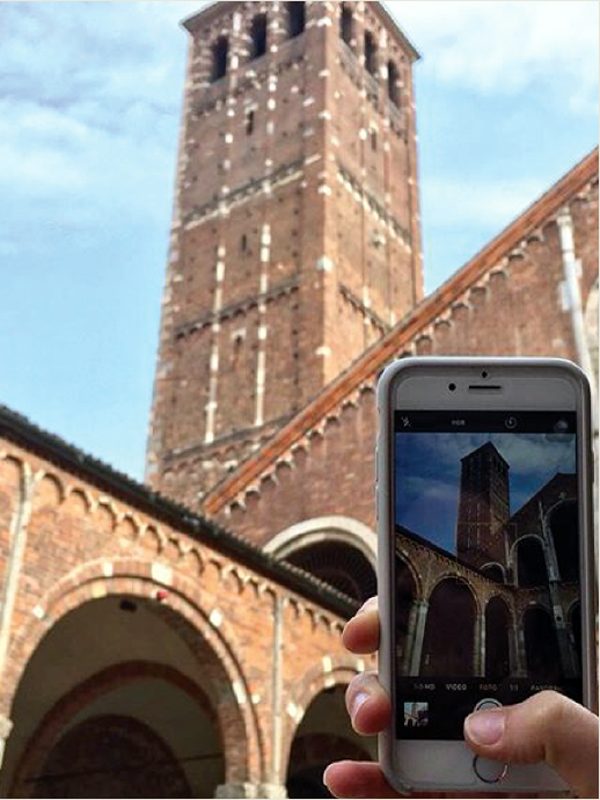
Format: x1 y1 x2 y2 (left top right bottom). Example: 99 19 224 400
394 480 581 683
0 431 375 799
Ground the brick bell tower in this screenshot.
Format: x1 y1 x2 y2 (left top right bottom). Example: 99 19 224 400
146 1 423 508
456 442 510 570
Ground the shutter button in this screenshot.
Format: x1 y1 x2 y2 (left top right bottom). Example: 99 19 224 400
471 698 509 784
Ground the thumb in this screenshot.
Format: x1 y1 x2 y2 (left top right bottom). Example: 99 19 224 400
464 691 598 798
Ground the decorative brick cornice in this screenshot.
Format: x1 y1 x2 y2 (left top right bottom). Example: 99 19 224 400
203 147 598 515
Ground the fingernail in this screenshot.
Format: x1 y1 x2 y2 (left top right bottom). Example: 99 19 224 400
356 597 376 615
322 765 332 788
465 710 505 745
351 690 370 718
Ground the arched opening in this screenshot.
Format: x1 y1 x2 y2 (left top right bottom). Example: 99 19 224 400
387 60 400 105
210 36 229 83
395 557 417 675
569 601 582 671
249 14 268 60
485 597 510 680
515 537 549 587
286 686 374 798
420 578 476 677
481 563 505 583
549 501 578 582
286 2 306 38
284 541 376 603
364 31 377 77
340 4 353 47
524 607 562 682
30 714 191 798
2 595 245 798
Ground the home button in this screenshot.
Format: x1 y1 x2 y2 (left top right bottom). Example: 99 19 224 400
473 697 502 713
473 756 509 784
471 699 507 783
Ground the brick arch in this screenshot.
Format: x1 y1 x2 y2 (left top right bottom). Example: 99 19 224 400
264 516 376 564
280 662 359 779
395 549 423 602
426 571 482 615
2 560 265 786
9 661 217 797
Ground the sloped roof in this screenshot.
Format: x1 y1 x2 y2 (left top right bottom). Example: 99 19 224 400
0 405 358 618
204 147 598 515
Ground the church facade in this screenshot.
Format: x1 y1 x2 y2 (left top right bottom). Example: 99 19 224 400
0 2 597 798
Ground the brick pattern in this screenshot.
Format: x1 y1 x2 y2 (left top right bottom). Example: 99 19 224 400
204 163 598 523
146 1 423 500
0 441 374 795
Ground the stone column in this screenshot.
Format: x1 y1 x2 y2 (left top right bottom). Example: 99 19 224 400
515 623 527 678
548 584 578 678
401 601 419 674
0 714 13 772
508 619 519 675
409 600 428 676
474 611 485 677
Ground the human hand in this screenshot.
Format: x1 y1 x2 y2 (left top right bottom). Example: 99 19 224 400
323 597 599 799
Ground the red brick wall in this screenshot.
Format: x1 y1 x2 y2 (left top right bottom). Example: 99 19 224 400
216 181 598 545
0 438 373 795
147 1 423 501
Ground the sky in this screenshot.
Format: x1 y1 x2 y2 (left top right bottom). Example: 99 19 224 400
0 1 598 481
395 432 576 553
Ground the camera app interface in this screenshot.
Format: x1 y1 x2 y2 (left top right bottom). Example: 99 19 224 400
394 411 581 740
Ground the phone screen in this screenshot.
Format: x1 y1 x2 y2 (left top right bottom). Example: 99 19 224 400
393 410 582 740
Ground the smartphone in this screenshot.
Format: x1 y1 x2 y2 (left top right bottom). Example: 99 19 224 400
376 357 596 795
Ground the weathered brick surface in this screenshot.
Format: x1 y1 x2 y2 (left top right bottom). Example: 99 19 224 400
147 1 423 498
210 179 598 546
0 435 373 796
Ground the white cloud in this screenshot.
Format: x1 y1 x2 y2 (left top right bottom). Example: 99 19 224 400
389 1 598 112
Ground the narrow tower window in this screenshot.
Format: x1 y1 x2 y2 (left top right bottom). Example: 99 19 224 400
364 31 377 76
388 60 400 105
340 3 353 46
286 2 306 38
210 36 229 82
240 234 248 252
245 109 255 135
250 14 268 60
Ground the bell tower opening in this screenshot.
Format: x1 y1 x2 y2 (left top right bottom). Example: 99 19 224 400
146 2 423 507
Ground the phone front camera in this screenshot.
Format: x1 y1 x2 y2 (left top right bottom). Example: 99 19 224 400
481 370 488 379
448 383 456 392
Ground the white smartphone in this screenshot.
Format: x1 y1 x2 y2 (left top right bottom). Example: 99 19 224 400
376 357 596 795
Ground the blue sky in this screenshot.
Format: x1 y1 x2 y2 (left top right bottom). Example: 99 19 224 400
395 432 576 553
0 2 597 480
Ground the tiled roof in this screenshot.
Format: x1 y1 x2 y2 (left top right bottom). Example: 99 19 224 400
0 405 359 618
204 148 598 515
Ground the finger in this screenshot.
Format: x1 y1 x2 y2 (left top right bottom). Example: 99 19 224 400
323 761 400 798
464 691 599 799
345 671 391 735
343 597 379 654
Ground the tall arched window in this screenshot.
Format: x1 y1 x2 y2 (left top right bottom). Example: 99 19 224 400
387 60 400 105
515 537 549 587
286 2 306 38
421 578 476 677
210 36 229 83
250 13 268 60
549 501 578 582
485 596 510 680
340 3 353 47
524 607 562 682
364 31 377 76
